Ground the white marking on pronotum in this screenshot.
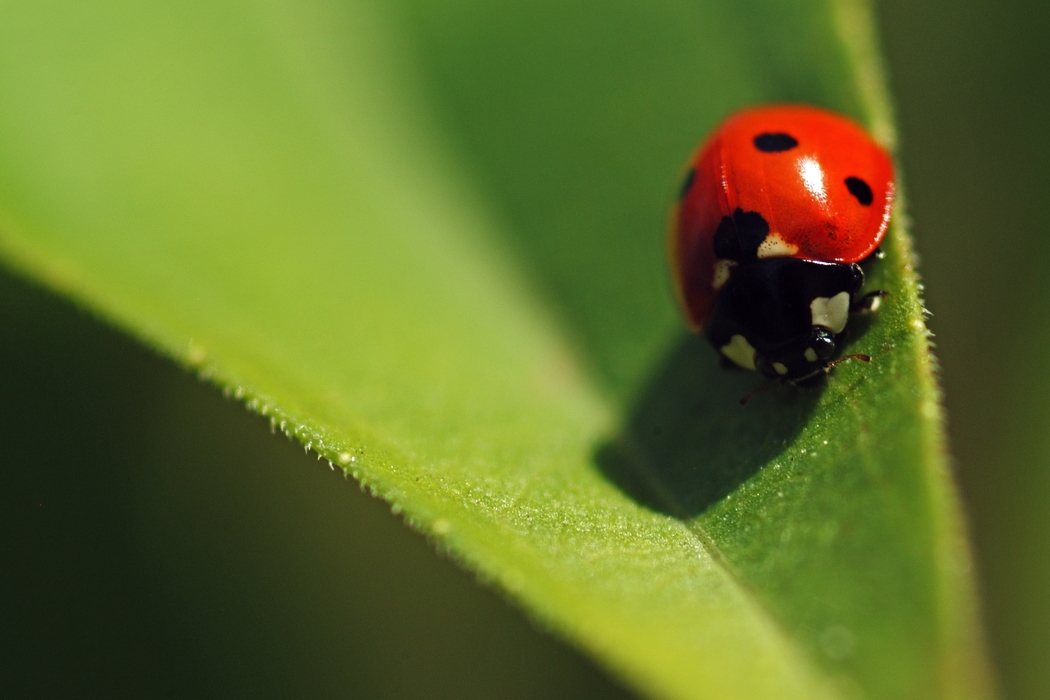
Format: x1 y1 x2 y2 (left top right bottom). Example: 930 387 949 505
804 347 819 363
756 232 800 259
712 259 738 289
772 362 789 376
810 291 851 334
720 334 757 370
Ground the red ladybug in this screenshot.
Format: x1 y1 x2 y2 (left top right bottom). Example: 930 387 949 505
670 105 894 381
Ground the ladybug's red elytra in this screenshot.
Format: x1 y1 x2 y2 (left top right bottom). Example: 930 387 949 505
670 104 895 382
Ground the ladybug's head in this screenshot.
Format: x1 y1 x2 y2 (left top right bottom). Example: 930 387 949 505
753 327 838 381
706 258 864 380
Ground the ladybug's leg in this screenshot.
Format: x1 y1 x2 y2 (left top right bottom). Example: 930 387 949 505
738 377 789 406
852 289 888 313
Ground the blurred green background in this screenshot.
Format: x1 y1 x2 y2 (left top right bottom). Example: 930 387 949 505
0 0 1047 698
878 1 1050 697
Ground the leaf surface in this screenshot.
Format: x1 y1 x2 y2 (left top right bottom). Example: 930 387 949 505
0 1 992 697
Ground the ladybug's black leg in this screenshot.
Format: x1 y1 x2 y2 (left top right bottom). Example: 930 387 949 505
852 289 888 313
738 377 788 406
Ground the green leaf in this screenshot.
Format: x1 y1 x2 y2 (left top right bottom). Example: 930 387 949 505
0 0 993 698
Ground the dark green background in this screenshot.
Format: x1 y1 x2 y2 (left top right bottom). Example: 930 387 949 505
1 0 1046 697
879 1 1050 697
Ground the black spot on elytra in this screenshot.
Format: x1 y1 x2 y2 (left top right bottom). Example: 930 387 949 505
754 132 798 152
713 218 738 259
713 208 770 262
678 167 696 201
845 176 874 206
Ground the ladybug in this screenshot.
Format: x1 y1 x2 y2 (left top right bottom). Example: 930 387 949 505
670 105 894 383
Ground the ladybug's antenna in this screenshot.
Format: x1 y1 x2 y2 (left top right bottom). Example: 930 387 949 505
825 353 872 370
741 355 871 405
